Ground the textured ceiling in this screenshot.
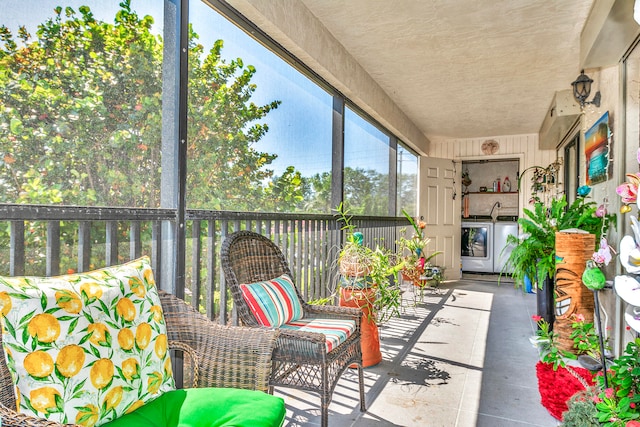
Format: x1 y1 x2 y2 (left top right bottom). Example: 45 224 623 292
299 0 595 141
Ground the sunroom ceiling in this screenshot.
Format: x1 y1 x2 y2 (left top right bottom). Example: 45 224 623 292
295 0 595 142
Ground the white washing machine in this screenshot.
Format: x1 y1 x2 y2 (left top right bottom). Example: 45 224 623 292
461 218 494 273
493 220 518 274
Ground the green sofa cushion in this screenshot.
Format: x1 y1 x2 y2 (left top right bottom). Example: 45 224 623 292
102 387 285 427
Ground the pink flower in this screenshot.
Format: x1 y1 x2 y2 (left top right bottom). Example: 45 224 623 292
626 421 640 427
573 313 585 323
630 402 636 409
593 237 613 266
596 204 607 217
605 388 614 398
617 173 640 204
532 315 542 322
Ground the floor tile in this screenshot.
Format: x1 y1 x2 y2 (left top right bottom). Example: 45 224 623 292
275 279 560 426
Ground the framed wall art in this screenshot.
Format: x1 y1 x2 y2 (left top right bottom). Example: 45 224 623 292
585 111 611 185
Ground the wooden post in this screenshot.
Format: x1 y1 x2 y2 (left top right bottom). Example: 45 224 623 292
554 231 595 353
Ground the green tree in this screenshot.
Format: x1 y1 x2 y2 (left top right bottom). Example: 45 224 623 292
0 3 163 207
263 166 305 212
397 172 417 215
302 167 389 216
303 171 332 213
0 1 298 211
344 167 389 215
185 34 282 210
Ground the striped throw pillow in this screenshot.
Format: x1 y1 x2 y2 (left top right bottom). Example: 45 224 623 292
240 274 303 327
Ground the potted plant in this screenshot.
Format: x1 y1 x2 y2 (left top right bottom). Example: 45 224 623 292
334 204 402 367
502 189 614 326
397 209 442 288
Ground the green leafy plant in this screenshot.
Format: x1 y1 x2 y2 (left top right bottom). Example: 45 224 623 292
593 338 640 426
503 193 614 290
531 315 577 370
397 209 441 285
569 313 608 360
560 387 600 427
334 203 402 323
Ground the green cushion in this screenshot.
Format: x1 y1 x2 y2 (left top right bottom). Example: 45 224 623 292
102 387 286 427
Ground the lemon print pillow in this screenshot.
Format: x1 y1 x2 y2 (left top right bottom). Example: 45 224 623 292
0 256 175 426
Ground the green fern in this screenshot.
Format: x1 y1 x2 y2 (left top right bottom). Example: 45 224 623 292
503 194 614 290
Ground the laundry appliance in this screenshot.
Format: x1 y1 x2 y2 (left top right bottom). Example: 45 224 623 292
461 216 494 273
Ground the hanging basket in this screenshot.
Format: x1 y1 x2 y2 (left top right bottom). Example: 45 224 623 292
338 254 372 278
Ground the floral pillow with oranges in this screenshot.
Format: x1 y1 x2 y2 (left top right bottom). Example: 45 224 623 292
0 256 175 426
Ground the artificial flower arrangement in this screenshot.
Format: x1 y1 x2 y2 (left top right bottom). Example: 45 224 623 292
396 209 442 287
552 149 640 427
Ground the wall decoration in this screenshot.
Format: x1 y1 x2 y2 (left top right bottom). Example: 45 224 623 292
481 139 499 155
585 111 611 185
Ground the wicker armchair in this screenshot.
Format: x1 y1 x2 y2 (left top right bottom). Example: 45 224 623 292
0 290 279 427
221 230 366 427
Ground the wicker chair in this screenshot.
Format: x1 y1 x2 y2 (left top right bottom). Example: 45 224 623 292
221 230 366 427
0 290 279 427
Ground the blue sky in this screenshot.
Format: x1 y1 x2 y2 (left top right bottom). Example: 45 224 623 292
3 0 394 178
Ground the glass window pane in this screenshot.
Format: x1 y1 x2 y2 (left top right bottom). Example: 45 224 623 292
397 143 418 215
344 107 390 216
1 1 164 208
186 1 333 213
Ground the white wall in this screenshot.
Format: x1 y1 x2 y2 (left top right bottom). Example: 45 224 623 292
427 134 557 219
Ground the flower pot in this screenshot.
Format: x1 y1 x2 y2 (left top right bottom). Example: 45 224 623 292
339 287 382 368
537 274 555 328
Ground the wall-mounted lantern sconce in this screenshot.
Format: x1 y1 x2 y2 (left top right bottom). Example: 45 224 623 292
571 70 601 108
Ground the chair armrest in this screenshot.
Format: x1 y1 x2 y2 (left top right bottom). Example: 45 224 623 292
0 403 71 427
160 291 278 392
305 304 362 324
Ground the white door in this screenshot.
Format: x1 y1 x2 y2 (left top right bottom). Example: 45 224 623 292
419 157 462 280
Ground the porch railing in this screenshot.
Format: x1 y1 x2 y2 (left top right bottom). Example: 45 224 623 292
0 204 406 324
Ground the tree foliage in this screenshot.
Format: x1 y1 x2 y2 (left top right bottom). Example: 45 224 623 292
0 1 305 212
0 3 163 207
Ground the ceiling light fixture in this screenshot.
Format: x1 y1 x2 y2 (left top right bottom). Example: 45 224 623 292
571 70 601 109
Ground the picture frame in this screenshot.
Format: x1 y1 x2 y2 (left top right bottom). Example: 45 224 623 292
585 111 611 185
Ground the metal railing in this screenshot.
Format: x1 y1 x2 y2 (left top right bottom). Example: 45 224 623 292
0 203 406 324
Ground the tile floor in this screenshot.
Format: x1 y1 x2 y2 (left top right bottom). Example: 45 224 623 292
274 276 560 426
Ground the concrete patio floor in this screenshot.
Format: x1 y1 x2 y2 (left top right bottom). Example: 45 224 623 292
274 276 560 426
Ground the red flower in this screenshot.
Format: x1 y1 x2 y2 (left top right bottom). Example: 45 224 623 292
532 315 542 322
626 421 640 427
630 402 636 409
